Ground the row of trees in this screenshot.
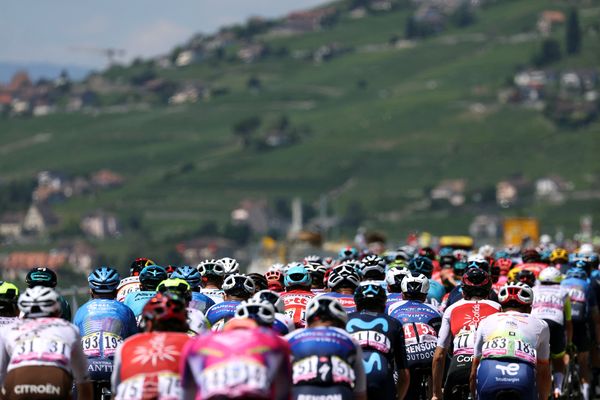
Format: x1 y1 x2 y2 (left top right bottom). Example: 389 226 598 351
533 8 581 67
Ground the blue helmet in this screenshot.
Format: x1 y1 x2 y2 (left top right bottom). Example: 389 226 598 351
338 246 359 262
408 256 434 278
88 266 120 293
171 265 202 290
284 265 312 288
566 267 588 280
139 265 168 290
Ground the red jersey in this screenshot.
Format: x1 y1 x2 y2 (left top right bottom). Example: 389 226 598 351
280 289 315 328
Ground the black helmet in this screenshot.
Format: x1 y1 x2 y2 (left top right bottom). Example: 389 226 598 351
26 267 57 288
461 268 492 299
130 258 155 276
354 282 387 310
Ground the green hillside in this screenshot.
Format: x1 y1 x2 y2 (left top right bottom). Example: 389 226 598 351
1 0 599 258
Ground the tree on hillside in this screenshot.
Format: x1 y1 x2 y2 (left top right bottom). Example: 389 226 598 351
405 16 419 39
532 38 562 66
566 8 581 55
232 116 261 148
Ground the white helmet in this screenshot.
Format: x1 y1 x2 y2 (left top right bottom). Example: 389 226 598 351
538 267 562 284
18 286 61 318
498 282 534 306
197 259 226 277
222 274 255 297
253 289 285 313
385 268 411 288
467 253 487 264
401 273 430 295
219 257 240 275
478 245 495 258
305 296 348 325
268 263 285 273
327 264 361 289
235 298 276 326
579 243 594 255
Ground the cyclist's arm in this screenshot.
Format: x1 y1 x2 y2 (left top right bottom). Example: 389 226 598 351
470 322 486 399
469 356 480 399
393 322 409 400
564 296 573 344
432 347 446 400
353 345 367 400
0 336 7 385
536 323 551 400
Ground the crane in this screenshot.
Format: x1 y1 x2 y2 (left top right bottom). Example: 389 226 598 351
70 46 126 66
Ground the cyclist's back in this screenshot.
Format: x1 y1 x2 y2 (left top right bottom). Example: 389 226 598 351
205 274 255 330
123 265 167 319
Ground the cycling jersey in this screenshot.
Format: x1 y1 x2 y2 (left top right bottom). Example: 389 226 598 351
116 276 140 303
187 308 209 335
385 292 403 311
57 295 72 321
200 288 224 304
442 283 499 311
387 300 442 368
346 311 407 400
0 317 89 385
0 316 18 327
428 280 446 303
561 276 596 322
181 326 292 399
189 292 215 314
532 285 571 326
280 290 315 328
123 290 157 318
205 300 240 330
111 332 190 400
73 298 138 381
273 313 295 336
318 292 356 312
286 326 366 400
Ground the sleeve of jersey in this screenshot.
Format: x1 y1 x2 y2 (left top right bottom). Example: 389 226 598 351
537 321 551 362
353 344 367 394
436 309 452 349
70 329 90 383
564 296 572 322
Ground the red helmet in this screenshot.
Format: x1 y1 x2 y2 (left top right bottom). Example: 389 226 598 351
498 282 534 307
265 270 283 292
494 258 513 275
141 293 187 329
461 268 492 298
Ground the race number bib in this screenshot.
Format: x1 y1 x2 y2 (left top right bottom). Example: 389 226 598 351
482 337 536 364
331 355 355 387
116 373 180 400
292 355 355 388
12 337 71 365
82 332 123 357
452 329 476 356
200 360 267 398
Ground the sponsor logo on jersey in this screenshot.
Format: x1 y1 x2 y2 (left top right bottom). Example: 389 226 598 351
14 384 61 395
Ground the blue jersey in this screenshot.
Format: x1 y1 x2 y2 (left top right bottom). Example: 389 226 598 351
205 300 240 327
561 277 596 322
385 292 403 312
427 280 446 302
286 326 361 389
321 292 356 312
190 291 215 314
123 290 156 318
73 299 138 381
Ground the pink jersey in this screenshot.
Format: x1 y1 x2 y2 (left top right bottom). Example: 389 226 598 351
180 327 292 400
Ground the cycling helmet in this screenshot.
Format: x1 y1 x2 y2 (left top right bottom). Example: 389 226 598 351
303 255 323 265
354 281 387 309
521 248 541 263
401 273 430 295
141 292 187 327
408 256 434 278
305 297 348 325
566 267 587 280
165 265 176 277
465 255 490 272
88 266 120 293
139 265 168 290
478 244 495 258
253 289 285 313
327 264 361 290
497 282 534 307
18 286 60 318
197 259 226 277
338 246 359 262
219 257 240 275
539 249 552 264
248 273 268 292
284 265 312 288
235 298 276 326
388 259 408 270
130 257 155 276
538 267 562 284
268 263 285 272
462 268 492 299
494 258 514 275
25 267 57 288
171 266 202 290
418 247 436 261
453 261 468 277
439 248 456 267
397 245 417 260
453 249 468 261
385 267 411 292
494 250 509 260
222 274 255 298
265 270 284 291
549 248 568 264
156 278 192 302
516 269 536 287
360 255 386 279
323 257 337 268
0 281 19 309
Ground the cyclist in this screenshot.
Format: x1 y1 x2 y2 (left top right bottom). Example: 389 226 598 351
286 297 367 400
197 259 226 304
0 286 92 399
205 274 255 330
73 267 138 398
443 259 499 310
323 263 361 312
347 282 410 400
338 246 360 262
532 266 573 397
25 267 71 321
219 257 240 275
470 282 551 400
234 297 277 329
248 273 268 292
516 269 537 287
111 293 190 400
432 268 500 400
304 260 328 294
0 281 19 326
252 290 295 335
280 264 315 328
388 273 441 399
359 255 387 283
407 256 445 304
181 316 292 400
156 278 210 334
385 267 410 310
561 266 600 399
116 258 154 302
265 269 285 292
170 265 215 313
549 248 570 273
123 264 168 319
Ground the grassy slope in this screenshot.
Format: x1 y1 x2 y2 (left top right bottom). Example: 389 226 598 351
0 0 599 248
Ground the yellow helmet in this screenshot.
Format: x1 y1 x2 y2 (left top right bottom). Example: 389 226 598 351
549 248 569 263
0 281 19 302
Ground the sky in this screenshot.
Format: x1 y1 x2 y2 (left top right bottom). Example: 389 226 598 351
1 0 328 69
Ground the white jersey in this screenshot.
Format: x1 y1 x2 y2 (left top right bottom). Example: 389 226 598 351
532 285 569 325
187 308 209 335
474 311 550 365
116 276 141 302
0 316 18 328
0 317 89 383
200 288 224 304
